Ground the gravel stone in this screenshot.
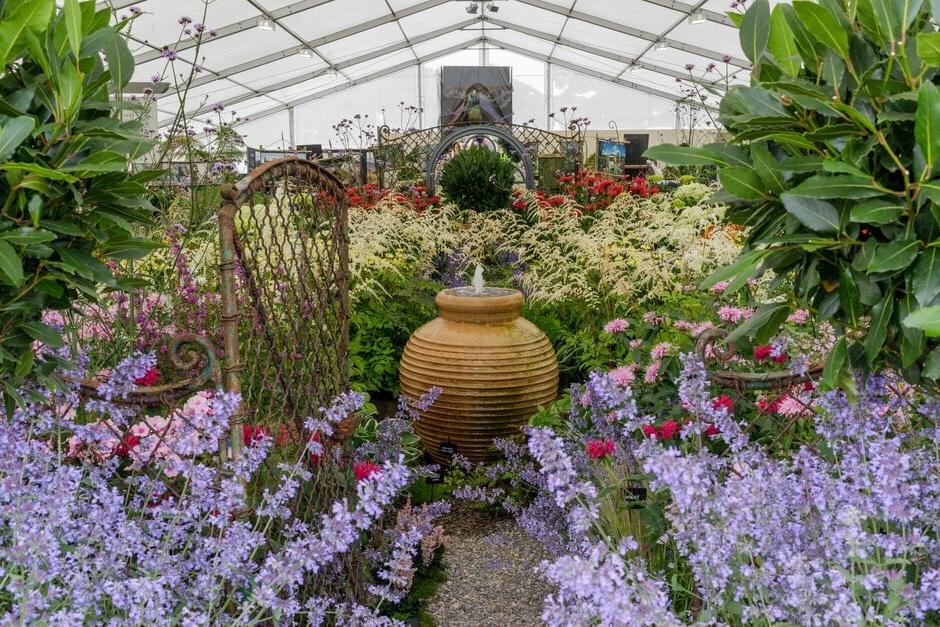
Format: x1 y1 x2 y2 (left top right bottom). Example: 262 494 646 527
427 502 553 627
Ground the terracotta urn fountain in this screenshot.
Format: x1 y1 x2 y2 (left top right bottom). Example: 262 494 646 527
400 268 558 464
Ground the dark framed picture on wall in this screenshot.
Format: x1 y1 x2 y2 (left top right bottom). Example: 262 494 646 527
440 66 513 126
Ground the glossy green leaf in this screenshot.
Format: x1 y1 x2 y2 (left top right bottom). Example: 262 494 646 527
643 143 724 166
22 321 63 348
916 81 940 172
0 241 24 287
916 32 940 65
923 345 940 378
781 194 841 233
904 305 940 336
865 289 895 363
0 116 35 162
0 0 54 68
740 0 771 63
788 174 882 199
867 240 921 273
750 144 786 194
899 292 925 367
821 336 848 391
913 247 940 307
839 263 861 325
768 5 801 76
868 0 901 44
0 228 56 245
3 163 78 181
793 1 850 58
848 198 905 224
101 28 133 89
63 0 81 59
725 301 791 343
719 166 771 200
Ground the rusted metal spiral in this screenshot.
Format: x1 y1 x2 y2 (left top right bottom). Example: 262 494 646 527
79 333 220 405
695 328 823 392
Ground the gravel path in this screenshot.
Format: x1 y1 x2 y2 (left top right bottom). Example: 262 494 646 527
427 503 553 627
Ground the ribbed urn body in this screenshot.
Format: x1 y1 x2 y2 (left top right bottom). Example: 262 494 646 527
400 287 558 464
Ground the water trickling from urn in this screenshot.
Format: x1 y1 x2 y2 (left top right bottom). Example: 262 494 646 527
472 264 484 295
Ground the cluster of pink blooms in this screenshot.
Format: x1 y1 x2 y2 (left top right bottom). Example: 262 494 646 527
642 312 667 326
786 309 810 324
710 281 730 294
603 318 630 334
672 319 717 337
717 306 755 323
609 365 638 387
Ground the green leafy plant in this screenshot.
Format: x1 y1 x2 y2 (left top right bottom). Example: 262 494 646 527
0 0 156 402
646 0 940 385
439 146 514 212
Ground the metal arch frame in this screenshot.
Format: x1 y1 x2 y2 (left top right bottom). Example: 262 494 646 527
425 125 535 195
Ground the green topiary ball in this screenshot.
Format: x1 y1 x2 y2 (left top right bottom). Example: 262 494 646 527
439 146 515 212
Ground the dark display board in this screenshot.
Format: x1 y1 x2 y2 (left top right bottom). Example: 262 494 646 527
246 147 317 170
440 66 513 126
622 134 650 166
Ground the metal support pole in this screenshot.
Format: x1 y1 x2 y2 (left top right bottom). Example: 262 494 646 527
288 106 295 147
417 62 424 128
545 62 552 129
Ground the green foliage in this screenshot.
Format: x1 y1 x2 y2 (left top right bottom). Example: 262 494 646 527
645 0 940 384
0 0 156 402
349 274 439 395
439 146 514 212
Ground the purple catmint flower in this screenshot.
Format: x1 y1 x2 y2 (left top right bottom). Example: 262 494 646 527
211 101 224 113
162 48 177 61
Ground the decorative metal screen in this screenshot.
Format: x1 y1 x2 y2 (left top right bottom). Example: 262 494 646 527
376 122 583 191
218 157 350 459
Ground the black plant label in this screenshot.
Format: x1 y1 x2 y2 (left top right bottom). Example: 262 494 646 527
439 442 456 457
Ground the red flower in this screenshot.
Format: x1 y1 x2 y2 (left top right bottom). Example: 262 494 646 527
658 420 679 440
704 423 720 438
756 395 783 414
773 351 788 364
511 198 527 210
242 424 270 447
114 434 140 458
711 395 734 414
607 183 624 197
641 424 658 438
134 368 159 386
753 344 773 361
548 195 566 207
586 439 615 459
803 380 815 392
354 461 381 481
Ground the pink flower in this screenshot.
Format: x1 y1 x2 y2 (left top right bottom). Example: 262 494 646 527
609 365 636 387
603 318 629 334
718 306 755 323
628 339 643 349
787 309 810 324
642 312 666 326
644 360 661 383
776 395 811 417
354 461 381 482
650 342 673 360
711 281 730 294
586 439 615 459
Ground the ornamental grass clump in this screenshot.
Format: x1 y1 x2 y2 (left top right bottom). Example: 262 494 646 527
647 0 940 385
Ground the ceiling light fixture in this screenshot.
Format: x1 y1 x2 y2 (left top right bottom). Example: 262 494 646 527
655 40 669 51
486 2 499 12
628 64 641 72
327 67 337 77
298 47 314 58
688 10 706 24
465 3 479 14
257 16 275 31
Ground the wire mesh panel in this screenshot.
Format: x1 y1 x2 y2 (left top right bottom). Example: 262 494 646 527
218 157 350 458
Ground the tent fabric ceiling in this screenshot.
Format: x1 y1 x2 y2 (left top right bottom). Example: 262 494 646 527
116 0 751 128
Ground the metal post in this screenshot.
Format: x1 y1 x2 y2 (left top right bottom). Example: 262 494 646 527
218 184 245 466
288 106 295 148
417 62 424 128
545 62 552 128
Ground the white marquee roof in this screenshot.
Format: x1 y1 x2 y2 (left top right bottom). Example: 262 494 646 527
116 0 752 131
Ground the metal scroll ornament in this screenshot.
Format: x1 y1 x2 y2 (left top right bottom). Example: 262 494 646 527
695 328 823 392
